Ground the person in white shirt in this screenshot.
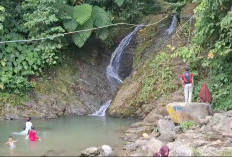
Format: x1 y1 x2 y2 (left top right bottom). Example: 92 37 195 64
21 117 32 136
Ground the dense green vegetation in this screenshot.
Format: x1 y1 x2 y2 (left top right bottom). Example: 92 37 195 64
0 0 160 94
137 52 178 104
173 0 232 110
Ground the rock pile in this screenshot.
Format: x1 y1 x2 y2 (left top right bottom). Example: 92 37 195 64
121 104 232 156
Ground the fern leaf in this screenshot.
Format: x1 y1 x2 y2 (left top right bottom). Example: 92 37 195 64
63 19 78 31
92 6 111 27
72 18 93 48
92 6 111 40
73 4 92 25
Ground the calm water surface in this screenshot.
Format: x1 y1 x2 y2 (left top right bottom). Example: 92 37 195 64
0 116 135 156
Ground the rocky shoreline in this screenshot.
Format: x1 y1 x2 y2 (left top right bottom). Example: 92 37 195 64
75 101 232 157
120 106 232 156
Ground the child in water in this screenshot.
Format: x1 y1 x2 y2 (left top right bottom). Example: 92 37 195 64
5 136 18 149
29 127 41 141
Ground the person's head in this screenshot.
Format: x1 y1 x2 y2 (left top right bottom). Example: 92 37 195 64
8 136 13 142
26 117 31 122
31 126 35 130
185 67 190 72
160 145 170 157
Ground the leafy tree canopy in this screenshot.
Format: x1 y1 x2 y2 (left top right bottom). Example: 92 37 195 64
173 0 232 110
0 0 160 92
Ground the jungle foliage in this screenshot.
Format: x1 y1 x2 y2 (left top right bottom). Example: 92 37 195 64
173 0 232 110
0 0 160 93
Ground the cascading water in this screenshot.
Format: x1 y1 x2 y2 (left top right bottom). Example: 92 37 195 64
106 25 143 92
91 100 112 117
92 25 143 117
165 14 179 35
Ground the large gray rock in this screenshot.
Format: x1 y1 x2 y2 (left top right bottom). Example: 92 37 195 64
157 119 175 135
79 147 100 157
157 119 176 142
79 145 117 157
99 145 117 156
169 144 193 156
166 102 210 123
124 133 139 142
208 110 232 135
125 139 148 152
126 126 153 135
138 138 163 156
144 111 164 123
158 134 175 142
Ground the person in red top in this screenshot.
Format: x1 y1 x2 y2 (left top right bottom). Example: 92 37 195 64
29 127 41 142
181 67 194 103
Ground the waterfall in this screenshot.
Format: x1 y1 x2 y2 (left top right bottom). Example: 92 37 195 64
165 15 179 35
92 25 143 117
106 25 143 92
91 100 112 117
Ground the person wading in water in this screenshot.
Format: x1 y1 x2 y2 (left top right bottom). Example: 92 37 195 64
181 67 194 103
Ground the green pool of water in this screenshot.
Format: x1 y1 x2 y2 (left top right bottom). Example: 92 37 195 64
0 116 135 156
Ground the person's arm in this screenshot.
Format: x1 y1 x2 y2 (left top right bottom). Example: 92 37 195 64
13 140 18 143
36 137 41 141
5 142 9 145
35 133 41 141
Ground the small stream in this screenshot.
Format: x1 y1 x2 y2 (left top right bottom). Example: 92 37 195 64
0 116 135 156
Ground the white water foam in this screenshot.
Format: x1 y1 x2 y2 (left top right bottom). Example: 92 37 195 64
91 100 112 117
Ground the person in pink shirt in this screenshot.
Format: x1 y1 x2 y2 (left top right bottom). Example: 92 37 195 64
29 127 41 142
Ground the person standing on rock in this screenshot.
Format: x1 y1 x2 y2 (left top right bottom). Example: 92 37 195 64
181 67 194 103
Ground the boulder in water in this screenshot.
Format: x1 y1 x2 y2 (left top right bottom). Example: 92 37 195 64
79 147 100 157
99 145 117 156
79 145 117 157
166 102 210 123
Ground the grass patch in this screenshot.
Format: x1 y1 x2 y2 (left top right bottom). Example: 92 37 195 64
180 121 196 130
219 149 232 156
193 148 202 157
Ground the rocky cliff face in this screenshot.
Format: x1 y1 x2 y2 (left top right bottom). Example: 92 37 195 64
108 12 187 117
0 41 112 120
107 0 197 118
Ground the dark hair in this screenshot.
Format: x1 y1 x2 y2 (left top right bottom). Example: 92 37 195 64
185 67 190 71
31 126 35 130
9 136 13 139
27 117 31 121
